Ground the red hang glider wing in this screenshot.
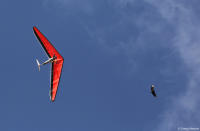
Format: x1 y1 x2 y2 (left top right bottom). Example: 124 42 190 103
33 26 64 102
33 26 63 59
51 60 64 102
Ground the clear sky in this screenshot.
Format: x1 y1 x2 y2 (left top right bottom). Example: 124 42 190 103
0 0 200 131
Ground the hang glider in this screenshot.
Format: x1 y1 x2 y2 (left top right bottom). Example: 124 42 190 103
151 85 157 97
33 26 64 102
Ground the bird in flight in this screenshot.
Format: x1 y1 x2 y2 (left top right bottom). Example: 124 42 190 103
151 84 157 97
33 26 64 102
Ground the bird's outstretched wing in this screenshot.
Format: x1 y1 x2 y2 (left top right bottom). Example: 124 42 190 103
33 26 64 102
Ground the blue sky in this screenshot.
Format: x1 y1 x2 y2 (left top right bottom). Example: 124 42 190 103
0 0 200 131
